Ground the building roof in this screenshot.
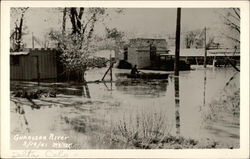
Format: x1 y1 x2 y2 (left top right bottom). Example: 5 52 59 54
128 38 168 49
167 48 240 57
10 51 30 56
10 48 57 56
168 48 205 56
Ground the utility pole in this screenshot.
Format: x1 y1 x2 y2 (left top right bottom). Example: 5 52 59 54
174 8 181 76
174 8 181 136
204 27 207 68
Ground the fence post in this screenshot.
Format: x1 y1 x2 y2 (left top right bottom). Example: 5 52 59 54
110 54 113 82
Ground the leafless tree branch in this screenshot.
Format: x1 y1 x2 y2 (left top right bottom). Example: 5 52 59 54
232 8 240 19
222 32 240 44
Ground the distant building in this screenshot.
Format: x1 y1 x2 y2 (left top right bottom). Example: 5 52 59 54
166 48 240 66
119 38 169 69
10 48 57 80
167 48 240 57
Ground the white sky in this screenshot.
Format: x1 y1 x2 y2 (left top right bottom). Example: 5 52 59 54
11 8 232 48
106 8 221 36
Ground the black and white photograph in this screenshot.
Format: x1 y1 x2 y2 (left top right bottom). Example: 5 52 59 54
1 1 249 158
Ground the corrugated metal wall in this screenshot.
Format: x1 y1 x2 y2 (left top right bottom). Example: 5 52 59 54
10 49 57 80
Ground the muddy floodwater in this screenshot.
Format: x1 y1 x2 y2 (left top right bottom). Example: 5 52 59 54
10 66 240 149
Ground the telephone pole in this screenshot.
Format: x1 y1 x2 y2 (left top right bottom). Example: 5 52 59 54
174 8 181 136
174 8 181 76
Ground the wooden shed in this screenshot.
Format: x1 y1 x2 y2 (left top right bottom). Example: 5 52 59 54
10 48 57 80
122 38 169 69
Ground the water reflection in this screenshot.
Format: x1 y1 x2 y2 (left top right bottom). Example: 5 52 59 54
174 76 180 136
103 81 113 91
203 69 207 108
54 85 83 96
82 82 91 98
115 78 168 97
53 83 92 97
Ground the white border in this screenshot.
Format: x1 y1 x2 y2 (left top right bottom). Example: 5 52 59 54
1 1 249 158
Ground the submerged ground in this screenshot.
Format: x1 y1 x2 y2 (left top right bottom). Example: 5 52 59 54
10 66 240 149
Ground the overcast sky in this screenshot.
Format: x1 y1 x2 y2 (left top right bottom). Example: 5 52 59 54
11 8 232 48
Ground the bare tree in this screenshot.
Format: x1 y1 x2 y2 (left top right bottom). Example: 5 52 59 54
184 31 197 48
50 7 107 81
10 7 29 51
220 8 240 72
206 36 220 49
221 8 240 47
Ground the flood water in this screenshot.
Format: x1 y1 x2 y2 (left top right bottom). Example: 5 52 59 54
10 66 240 149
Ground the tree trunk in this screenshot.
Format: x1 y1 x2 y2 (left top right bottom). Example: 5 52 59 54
62 8 67 35
18 14 23 40
77 8 84 32
69 7 84 35
70 8 77 34
16 14 24 51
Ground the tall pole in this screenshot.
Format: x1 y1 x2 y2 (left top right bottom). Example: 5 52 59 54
204 27 207 68
174 8 181 76
174 8 181 136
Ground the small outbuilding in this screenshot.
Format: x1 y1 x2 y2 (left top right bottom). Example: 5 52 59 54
119 38 169 69
10 48 57 80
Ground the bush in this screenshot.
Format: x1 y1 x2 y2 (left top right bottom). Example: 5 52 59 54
111 111 223 149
